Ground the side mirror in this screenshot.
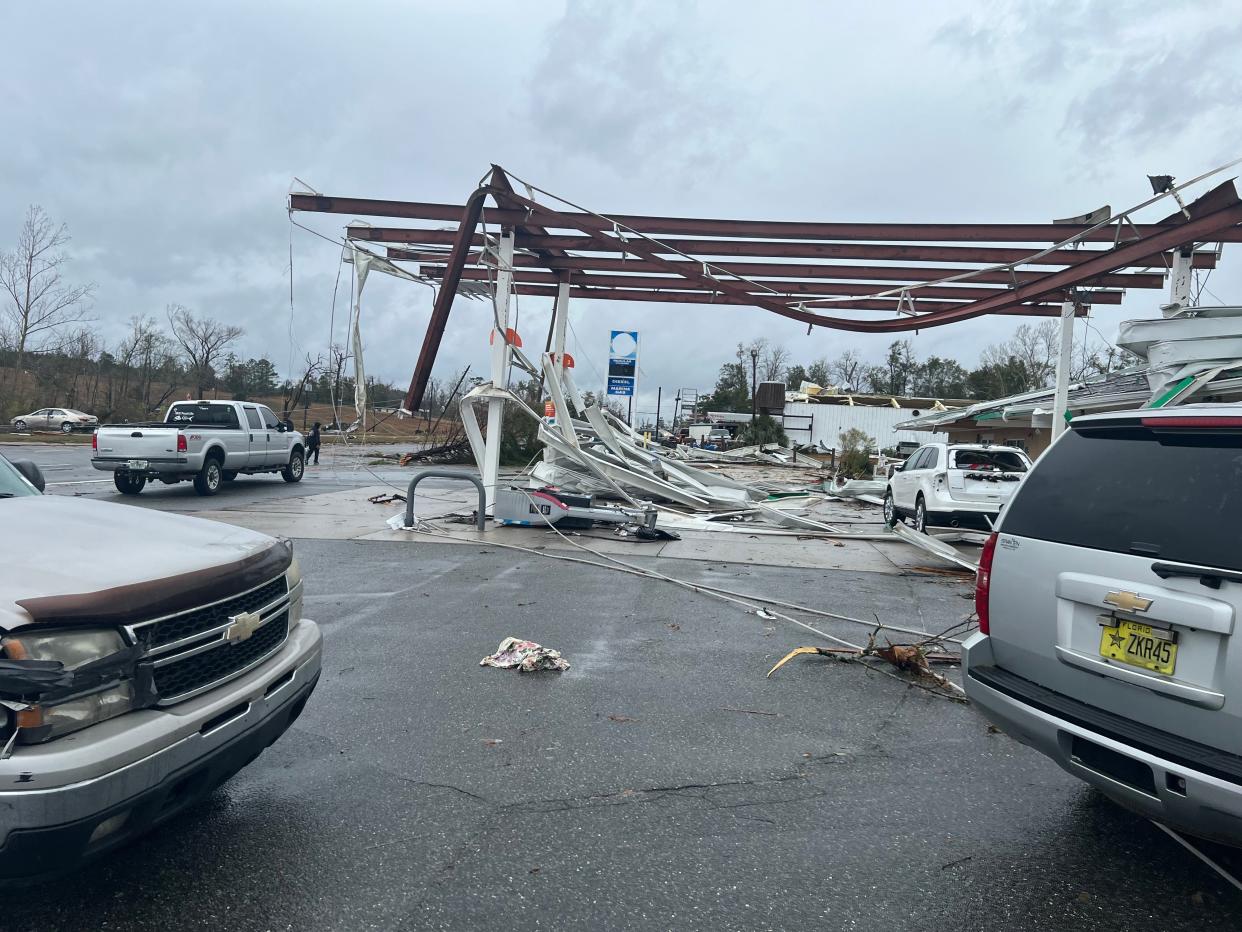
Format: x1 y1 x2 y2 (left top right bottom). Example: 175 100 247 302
13 460 46 492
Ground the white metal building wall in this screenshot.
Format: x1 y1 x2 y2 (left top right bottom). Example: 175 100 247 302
782 401 932 449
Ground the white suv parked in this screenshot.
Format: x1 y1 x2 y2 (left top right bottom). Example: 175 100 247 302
884 442 1031 533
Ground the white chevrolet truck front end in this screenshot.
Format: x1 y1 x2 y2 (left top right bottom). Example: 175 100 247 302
0 455 321 883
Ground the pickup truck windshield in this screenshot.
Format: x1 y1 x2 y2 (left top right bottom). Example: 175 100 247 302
166 403 241 428
1001 425 1242 570
0 456 40 498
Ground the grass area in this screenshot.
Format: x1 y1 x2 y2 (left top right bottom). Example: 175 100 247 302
0 431 93 444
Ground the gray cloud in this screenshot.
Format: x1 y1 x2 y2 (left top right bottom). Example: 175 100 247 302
0 0 1237 421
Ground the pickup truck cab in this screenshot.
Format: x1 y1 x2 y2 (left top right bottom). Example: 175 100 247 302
0 451 321 882
92 400 305 496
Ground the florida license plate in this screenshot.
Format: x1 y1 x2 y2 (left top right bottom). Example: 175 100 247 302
126 459 148 470
1099 617 1177 676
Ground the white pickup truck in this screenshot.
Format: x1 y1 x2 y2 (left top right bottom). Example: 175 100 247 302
92 400 305 496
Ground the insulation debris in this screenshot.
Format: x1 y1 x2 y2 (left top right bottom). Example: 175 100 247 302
480 637 570 673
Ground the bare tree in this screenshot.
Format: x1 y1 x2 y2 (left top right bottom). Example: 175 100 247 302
0 206 95 403
281 353 324 418
829 349 865 390
760 343 790 383
980 321 1060 392
166 304 243 397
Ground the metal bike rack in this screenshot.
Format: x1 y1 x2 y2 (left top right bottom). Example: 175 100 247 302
403 470 487 532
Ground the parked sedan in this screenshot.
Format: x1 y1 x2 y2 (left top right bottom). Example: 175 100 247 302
10 408 99 433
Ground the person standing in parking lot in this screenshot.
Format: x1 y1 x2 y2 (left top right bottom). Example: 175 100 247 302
307 421 321 465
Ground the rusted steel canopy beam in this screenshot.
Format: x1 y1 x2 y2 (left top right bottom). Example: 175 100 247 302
406 249 1150 289
402 186 487 413
490 182 1242 332
805 187 1242 329
375 230 1218 270
512 284 1086 317
292 193 1242 242
421 264 1126 304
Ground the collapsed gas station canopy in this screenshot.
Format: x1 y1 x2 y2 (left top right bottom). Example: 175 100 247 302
289 166 1242 411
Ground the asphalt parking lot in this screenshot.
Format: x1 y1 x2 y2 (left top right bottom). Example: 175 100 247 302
4 442 1242 930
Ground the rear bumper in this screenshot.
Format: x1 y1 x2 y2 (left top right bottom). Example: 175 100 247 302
0 619 321 883
91 456 191 475
924 508 995 531
964 633 1242 846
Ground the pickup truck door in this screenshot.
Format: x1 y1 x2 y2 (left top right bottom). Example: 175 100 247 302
242 406 269 467
257 406 287 466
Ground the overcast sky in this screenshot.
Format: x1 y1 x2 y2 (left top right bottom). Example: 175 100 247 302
2 1 1239 418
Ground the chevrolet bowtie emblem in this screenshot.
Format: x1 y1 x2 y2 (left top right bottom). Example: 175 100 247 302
1104 590 1153 614
226 611 264 643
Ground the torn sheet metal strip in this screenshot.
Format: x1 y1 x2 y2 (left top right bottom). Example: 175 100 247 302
890 522 980 571
754 502 843 533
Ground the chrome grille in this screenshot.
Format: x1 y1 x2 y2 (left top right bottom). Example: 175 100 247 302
133 576 288 651
152 611 289 701
127 573 294 704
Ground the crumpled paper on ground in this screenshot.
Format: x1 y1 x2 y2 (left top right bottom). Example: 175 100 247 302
480 637 570 673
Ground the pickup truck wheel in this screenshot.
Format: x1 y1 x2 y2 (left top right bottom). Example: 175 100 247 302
60 421 74 433
883 489 898 527
194 457 223 496
914 496 928 534
114 471 146 495
282 449 304 483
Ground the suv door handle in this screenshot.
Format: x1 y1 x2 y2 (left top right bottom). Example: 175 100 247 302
1151 561 1242 590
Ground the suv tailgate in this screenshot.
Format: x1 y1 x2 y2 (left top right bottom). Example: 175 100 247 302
987 418 1242 756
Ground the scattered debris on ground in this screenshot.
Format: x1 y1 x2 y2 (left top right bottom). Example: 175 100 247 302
367 492 406 505
767 628 966 702
479 637 570 672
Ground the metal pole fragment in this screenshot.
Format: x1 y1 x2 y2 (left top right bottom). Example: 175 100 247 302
481 229 515 508
1051 298 1076 442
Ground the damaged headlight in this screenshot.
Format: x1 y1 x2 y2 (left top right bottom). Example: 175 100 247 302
286 556 303 625
2 629 138 743
3 628 126 669
12 682 137 743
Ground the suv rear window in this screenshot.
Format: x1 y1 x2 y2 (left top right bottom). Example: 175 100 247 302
1001 425 1242 570
167 403 240 428
952 450 1027 472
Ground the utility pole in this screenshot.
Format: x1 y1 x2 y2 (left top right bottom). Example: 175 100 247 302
656 386 662 432
750 348 759 425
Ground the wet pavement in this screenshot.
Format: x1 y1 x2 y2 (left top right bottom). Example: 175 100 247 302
3 444 1241 929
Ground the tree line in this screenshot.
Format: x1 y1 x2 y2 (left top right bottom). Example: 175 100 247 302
701 327 1126 414
0 205 476 423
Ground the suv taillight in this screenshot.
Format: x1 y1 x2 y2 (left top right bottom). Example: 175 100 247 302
177 434 188 453
975 532 998 634
91 432 97 452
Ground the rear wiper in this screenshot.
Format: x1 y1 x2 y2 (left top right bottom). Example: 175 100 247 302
1151 562 1242 590
0 493 16 499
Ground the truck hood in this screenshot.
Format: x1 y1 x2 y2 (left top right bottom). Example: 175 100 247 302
0 496 289 631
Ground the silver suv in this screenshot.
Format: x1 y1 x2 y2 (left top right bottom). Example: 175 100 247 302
965 405 1242 845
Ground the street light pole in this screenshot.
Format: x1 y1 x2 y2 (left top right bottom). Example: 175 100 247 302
750 348 759 425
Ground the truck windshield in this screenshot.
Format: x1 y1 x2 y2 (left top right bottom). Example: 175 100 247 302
166 403 240 428
1001 425 1242 569
0 456 40 498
